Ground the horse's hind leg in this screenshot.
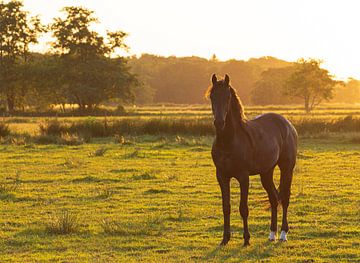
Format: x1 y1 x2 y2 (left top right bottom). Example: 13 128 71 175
278 166 294 241
260 168 280 241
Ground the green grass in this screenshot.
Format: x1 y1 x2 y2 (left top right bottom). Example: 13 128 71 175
0 135 359 262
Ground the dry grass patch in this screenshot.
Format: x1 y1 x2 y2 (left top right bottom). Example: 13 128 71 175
45 210 80 235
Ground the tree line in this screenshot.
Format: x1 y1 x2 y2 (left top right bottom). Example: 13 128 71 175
130 55 359 112
1 1 359 114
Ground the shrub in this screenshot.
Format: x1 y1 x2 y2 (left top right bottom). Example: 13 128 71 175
39 119 66 136
0 122 11 137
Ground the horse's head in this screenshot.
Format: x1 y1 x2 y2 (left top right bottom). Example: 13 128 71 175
209 74 231 132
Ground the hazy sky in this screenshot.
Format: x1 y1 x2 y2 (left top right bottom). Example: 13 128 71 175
23 0 360 79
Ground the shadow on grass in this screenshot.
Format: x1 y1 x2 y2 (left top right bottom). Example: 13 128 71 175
110 168 138 173
15 227 49 238
143 189 172 195
203 240 283 261
0 192 16 201
72 176 122 183
15 227 92 238
101 216 166 236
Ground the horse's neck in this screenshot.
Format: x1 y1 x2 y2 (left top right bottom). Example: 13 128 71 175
216 107 237 146
216 102 251 149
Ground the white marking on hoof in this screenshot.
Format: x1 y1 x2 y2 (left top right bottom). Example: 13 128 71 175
279 230 287 241
269 231 277 241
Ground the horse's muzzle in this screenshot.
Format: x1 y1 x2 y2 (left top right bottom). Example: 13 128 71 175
214 119 225 131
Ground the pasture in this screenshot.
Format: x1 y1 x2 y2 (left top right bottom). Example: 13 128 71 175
0 105 359 262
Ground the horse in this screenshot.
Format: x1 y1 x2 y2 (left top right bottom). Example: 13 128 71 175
207 74 297 246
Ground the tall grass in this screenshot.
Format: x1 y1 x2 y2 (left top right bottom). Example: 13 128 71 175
37 115 360 137
46 210 80 234
292 115 360 134
39 117 214 137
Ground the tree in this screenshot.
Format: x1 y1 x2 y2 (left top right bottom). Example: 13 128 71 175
284 58 339 113
251 66 297 105
0 0 44 111
50 6 137 110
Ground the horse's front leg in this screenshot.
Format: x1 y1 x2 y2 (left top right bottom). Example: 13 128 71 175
239 174 250 246
216 169 231 246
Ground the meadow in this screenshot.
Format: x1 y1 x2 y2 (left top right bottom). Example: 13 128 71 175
0 105 359 262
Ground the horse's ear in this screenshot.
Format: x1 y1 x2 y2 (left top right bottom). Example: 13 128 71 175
211 74 217 85
224 74 230 86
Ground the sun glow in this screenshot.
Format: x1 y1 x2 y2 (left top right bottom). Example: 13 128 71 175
24 0 360 79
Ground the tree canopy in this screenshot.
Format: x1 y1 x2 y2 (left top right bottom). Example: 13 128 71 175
49 6 137 110
284 59 340 112
0 0 44 111
251 67 298 105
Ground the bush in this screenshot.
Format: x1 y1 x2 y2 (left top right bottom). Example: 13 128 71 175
39 119 67 136
0 122 11 137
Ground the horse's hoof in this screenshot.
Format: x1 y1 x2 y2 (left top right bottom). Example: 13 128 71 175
279 230 287 242
269 231 276 242
219 239 229 246
243 240 250 247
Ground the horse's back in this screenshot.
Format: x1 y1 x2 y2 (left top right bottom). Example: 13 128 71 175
251 113 297 140
250 113 297 168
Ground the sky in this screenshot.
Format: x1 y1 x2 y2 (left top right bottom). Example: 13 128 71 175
23 0 360 79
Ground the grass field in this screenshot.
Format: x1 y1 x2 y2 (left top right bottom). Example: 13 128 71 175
0 134 359 262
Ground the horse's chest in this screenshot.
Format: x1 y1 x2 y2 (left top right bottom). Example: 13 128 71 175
217 154 233 171
212 148 246 172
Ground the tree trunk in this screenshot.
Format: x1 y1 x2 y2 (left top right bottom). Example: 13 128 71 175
304 96 310 113
7 94 15 112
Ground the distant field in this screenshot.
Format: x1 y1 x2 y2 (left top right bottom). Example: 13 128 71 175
3 104 360 136
125 104 360 118
0 136 359 262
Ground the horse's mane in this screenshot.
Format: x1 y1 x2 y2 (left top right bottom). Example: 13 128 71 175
229 86 247 122
205 85 213 99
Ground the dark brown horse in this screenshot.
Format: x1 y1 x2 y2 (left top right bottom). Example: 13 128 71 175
208 74 297 246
